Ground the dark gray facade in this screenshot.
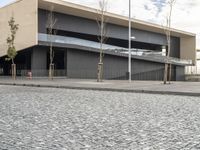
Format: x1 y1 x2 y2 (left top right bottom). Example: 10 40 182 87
66 49 183 81
28 45 183 81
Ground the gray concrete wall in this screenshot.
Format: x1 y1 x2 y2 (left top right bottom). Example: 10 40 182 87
28 46 185 81
170 37 180 58
67 48 176 80
67 49 98 79
176 66 185 81
38 9 180 58
31 46 47 76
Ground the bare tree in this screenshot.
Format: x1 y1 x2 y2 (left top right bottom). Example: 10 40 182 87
46 6 57 80
6 16 19 80
96 0 108 82
163 0 176 84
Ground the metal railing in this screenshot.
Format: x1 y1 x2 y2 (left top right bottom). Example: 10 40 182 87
113 49 193 65
38 33 123 50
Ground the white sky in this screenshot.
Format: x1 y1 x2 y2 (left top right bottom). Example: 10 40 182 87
1 0 200 48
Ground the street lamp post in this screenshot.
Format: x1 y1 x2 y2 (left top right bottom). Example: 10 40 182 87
128 0 131 82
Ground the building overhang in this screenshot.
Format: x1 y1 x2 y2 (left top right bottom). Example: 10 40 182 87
38 0 195 38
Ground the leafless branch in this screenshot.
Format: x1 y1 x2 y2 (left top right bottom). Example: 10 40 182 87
96 0 108 82
163 0 176 84
46 5 57 80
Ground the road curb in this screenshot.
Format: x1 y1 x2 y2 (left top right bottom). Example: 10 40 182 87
0 82 200 97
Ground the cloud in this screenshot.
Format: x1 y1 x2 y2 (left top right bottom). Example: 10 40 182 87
151 0 167 14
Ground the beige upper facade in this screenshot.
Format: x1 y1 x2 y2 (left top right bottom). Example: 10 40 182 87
0 0 38 57
0 0 196 64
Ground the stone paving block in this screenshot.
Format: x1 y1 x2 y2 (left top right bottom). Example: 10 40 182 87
0 85 200 149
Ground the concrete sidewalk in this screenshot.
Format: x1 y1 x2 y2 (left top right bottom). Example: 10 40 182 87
0 77 200 96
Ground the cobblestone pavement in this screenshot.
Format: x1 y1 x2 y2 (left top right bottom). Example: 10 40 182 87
1 85 200 150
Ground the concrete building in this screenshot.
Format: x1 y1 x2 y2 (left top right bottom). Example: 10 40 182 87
186 49 200 75
0 0 196 80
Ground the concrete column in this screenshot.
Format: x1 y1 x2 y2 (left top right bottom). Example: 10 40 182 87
31 47 47 76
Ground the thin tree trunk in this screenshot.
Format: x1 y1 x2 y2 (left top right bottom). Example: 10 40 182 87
97 0 107 82
46 6 57 80
49 42 54 80
163 0 175 84
11 59 16 80
11 63 16 80
169 64 172 83
164 63 168 84
49 63 54 80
